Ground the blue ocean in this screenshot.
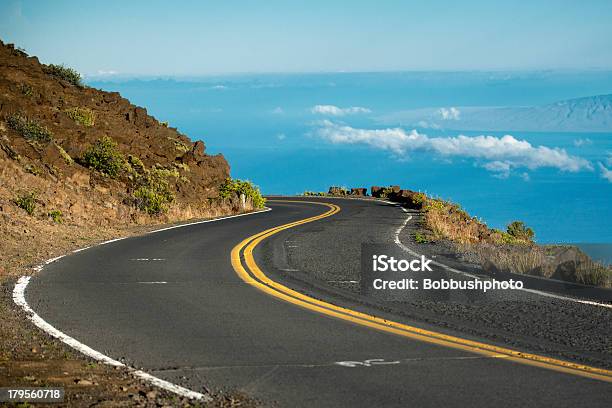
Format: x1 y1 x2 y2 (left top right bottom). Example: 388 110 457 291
89 72 612 249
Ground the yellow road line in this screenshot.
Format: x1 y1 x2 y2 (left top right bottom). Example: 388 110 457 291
231 200 612 383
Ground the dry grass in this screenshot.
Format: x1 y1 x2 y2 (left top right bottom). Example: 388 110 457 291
412 193 610 288
457 243 611 288
419 197 499 244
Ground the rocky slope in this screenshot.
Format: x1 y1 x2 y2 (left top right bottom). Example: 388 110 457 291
0 39 248 277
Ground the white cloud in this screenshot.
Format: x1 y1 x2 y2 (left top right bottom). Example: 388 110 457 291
311 105 371 116
417 120 441 129
573 138 593 147
95 70 118 76
211 85 227 90
315 120 592 176
277 133 286 140
598 163 612 182
439 107 460 120
483 161 511 178
271 106 284 114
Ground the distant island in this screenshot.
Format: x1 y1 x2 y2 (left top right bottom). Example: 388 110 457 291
380 94 612 132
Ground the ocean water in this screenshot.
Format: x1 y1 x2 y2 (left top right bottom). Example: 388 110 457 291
89 72 612 247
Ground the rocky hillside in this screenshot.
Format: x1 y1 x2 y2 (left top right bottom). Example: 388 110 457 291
0 40 250 277
0 39 239 219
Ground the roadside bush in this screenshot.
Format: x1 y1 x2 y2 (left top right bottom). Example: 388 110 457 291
43 64 82 86
14 192 36 215
133 168 175 215
378 187 394 199
219 178 265 209
48 209 63 223
411 192 427 208
81 136 124 177
64 107 96 127
6 114 53 142
414 231 428 243
575 259 611 287
506 221 535 243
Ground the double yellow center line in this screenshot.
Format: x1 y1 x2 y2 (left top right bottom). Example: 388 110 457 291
231 200 612 383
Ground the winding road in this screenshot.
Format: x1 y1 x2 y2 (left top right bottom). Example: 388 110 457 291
22 198 612 407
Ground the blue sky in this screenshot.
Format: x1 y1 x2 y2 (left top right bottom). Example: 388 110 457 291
1 0 612 75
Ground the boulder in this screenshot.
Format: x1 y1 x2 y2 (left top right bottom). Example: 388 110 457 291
371 186 383 197
328 186 347 196
350 188 367 196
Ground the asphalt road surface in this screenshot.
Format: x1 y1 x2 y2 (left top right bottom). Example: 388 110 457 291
26 198 612 407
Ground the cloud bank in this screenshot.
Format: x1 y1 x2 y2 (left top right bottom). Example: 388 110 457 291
315 120 592 176
311 105 371 116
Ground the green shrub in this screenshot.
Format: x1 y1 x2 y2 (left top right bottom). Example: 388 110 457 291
506 221 535 243
48 209 63 223
133 168 175 215
415 231 428 243
412 192 427 207
43 64 82 86
160 121 169 127
64 107 96 127
81 136 124 177
6 114 53 142
14 192 36 215
134 186 169 215
151 165 179 179
378 187 396 199
219 178 265 209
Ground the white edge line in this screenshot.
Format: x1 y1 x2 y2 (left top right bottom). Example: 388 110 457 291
12 207 272 401
393 211 612 309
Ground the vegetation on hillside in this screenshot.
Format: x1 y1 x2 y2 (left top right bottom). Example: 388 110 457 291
219 178 266 209
6 114 53 142
14 192 37 216
133 167 176 215
43 63 82 86
80 136 125 178
65 107 96 127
